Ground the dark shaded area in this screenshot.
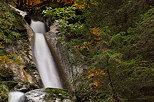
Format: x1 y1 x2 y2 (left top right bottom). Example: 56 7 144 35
24 15 31 25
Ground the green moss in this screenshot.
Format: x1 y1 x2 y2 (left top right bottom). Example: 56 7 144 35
0 85 9 102
45 88 73 100
0 81 29 102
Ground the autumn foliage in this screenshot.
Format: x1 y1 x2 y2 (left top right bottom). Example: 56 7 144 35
24 0 42 5
14 0 75 7
0 54 23 69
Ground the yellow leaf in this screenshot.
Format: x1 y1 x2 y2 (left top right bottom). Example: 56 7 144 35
73 3 85 9
94 37 101 41
90 82 101 87
87 73 95 78
90 27 102 36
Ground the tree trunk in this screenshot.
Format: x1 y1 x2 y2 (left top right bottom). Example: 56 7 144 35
107 65 120 102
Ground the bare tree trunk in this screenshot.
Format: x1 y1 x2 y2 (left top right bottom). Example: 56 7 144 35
17 0 20 7
19 0 23 7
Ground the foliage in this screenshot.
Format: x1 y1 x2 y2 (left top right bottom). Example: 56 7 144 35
6 0 75 7
47 1 153 102
43 6 76 20
0 2 27 44
43 6 85 58
0 54 24 84
43 0 153 100
0 85 9 102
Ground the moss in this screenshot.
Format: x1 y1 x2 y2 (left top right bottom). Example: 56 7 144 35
0 81 33 102
45 88 74 100
0 85 9 102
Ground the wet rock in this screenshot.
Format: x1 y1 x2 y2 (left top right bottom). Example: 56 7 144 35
25 89 46 102
25 88 75 102
14 82 38 93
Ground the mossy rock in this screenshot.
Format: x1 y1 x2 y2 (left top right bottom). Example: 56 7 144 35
45 88 75 101
13 81 38 93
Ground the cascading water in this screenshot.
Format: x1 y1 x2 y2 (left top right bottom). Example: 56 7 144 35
31 20 63 89
8 6 63 102
9 91 25 102
30 20 46 33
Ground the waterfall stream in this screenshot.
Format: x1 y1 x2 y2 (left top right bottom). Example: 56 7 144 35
8 6 63 102
31 20 63 89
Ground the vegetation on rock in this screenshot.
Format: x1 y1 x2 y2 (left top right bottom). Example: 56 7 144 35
0 1 37 101
45 88 74 100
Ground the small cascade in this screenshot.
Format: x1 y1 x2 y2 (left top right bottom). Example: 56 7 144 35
31 20 63 89
9 91 25 102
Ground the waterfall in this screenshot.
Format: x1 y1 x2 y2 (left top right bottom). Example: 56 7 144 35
8 6 63 102
9 91 25 102
31 20 63 89
8 20 63 102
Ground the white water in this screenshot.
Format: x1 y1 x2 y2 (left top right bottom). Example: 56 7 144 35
9 91 25 102
31 20 63 89
30 20 46 33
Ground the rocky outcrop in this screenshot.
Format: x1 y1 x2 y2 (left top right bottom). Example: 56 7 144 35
8 11 41 88
0 1 41 93
44 22 83 90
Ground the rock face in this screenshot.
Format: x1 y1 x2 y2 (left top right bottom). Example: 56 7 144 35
0 2 42 101
9 13 41 88
9 4 43 88
44 22 83 90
